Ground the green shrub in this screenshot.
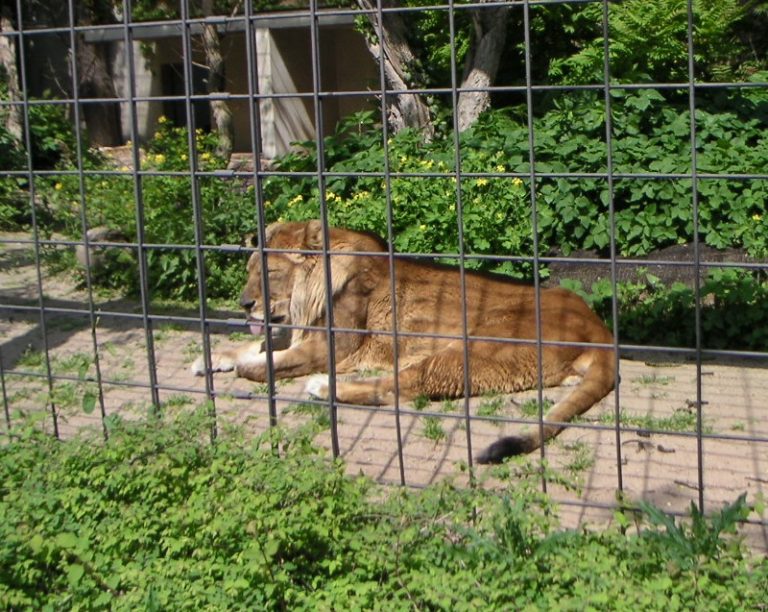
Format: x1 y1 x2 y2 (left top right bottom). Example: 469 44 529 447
1 414 767 609
547 0 753 84
562 268 768 350
264 112 537 278
39 118 257 300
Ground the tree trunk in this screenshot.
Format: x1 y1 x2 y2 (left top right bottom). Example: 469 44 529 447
356 0 434 139
201 0 233 161
75 32 122 146
457 3 510 132
0 6 23 140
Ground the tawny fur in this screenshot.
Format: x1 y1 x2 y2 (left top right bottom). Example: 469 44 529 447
192 220 616 463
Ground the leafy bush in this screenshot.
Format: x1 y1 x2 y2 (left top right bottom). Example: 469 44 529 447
1 413 767 609
263 111 536 278
39 117 257 299
561 268 768 350
547 0 752 84
264 86 768 266
0 84 81 228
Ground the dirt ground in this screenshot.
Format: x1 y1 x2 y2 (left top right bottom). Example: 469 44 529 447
2 234 767 552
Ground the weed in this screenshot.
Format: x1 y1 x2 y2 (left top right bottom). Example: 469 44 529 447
16 348 45 371
596 408 710 433
561 441 595 476
162 394 195 409
53 352 94 379
632 374 675 386
412 395 430 411
440 399 459 413
283 402 331 429
228 332 252 342
422 416 446 443
477 394 505 419
519 398 554 418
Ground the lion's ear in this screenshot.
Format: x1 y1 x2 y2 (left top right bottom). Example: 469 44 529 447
304 219 325 249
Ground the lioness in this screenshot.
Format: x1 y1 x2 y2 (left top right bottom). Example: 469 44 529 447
192 220 616 463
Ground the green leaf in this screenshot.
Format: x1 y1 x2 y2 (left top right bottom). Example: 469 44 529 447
56 532 79 550
66 563 85 587
82 391 97 415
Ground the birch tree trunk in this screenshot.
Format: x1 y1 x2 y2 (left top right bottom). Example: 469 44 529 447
356 0 434 139
0 6 23 140
200 0 233 161
457 2 510 132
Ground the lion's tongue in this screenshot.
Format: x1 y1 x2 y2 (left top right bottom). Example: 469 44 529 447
248 321 264 336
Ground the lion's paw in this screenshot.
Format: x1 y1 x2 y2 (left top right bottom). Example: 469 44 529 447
304 374 330 399
191 354 236 376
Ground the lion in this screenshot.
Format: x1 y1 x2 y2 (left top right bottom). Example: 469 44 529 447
192 220 616 464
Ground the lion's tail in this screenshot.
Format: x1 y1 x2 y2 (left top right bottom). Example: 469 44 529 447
476 347 616 464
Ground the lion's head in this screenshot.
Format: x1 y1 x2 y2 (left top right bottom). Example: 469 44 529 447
240 220 387 342
239 221 315 336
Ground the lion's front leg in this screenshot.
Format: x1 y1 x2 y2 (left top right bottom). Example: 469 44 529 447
232 339 330 382
190 342 263 376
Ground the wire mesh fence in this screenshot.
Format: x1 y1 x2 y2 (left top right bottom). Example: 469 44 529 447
1 0 767 544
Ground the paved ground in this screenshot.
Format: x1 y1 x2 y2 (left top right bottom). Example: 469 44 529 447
2 234 767 551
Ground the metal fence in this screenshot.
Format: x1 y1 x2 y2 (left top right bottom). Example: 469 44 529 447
1 0 767 541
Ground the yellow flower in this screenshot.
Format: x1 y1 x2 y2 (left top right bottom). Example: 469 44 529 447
120 165 130 172
158 115 167 124
512 178 524 187
200 152 211 161
181 153 188 161
753 213 763 222
475 178 488 187
495 164 505 173
54 182 63 191
154 154 166 164
419 224 427 232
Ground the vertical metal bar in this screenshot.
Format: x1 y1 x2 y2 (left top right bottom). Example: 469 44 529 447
179 0 218 442
600 0 625 492
122 0 161 410
522 0 547 489
14 0 59 438
65 0 110 440
308 0 340 458
1 347 10 434
685 0 705 511
243 2 279 430
446 0 475 476
374 0 407 486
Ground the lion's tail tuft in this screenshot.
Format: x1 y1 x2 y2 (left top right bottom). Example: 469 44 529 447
476 348 616 465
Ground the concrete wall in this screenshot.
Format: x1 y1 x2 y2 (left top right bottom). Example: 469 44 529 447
107 24 377 158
